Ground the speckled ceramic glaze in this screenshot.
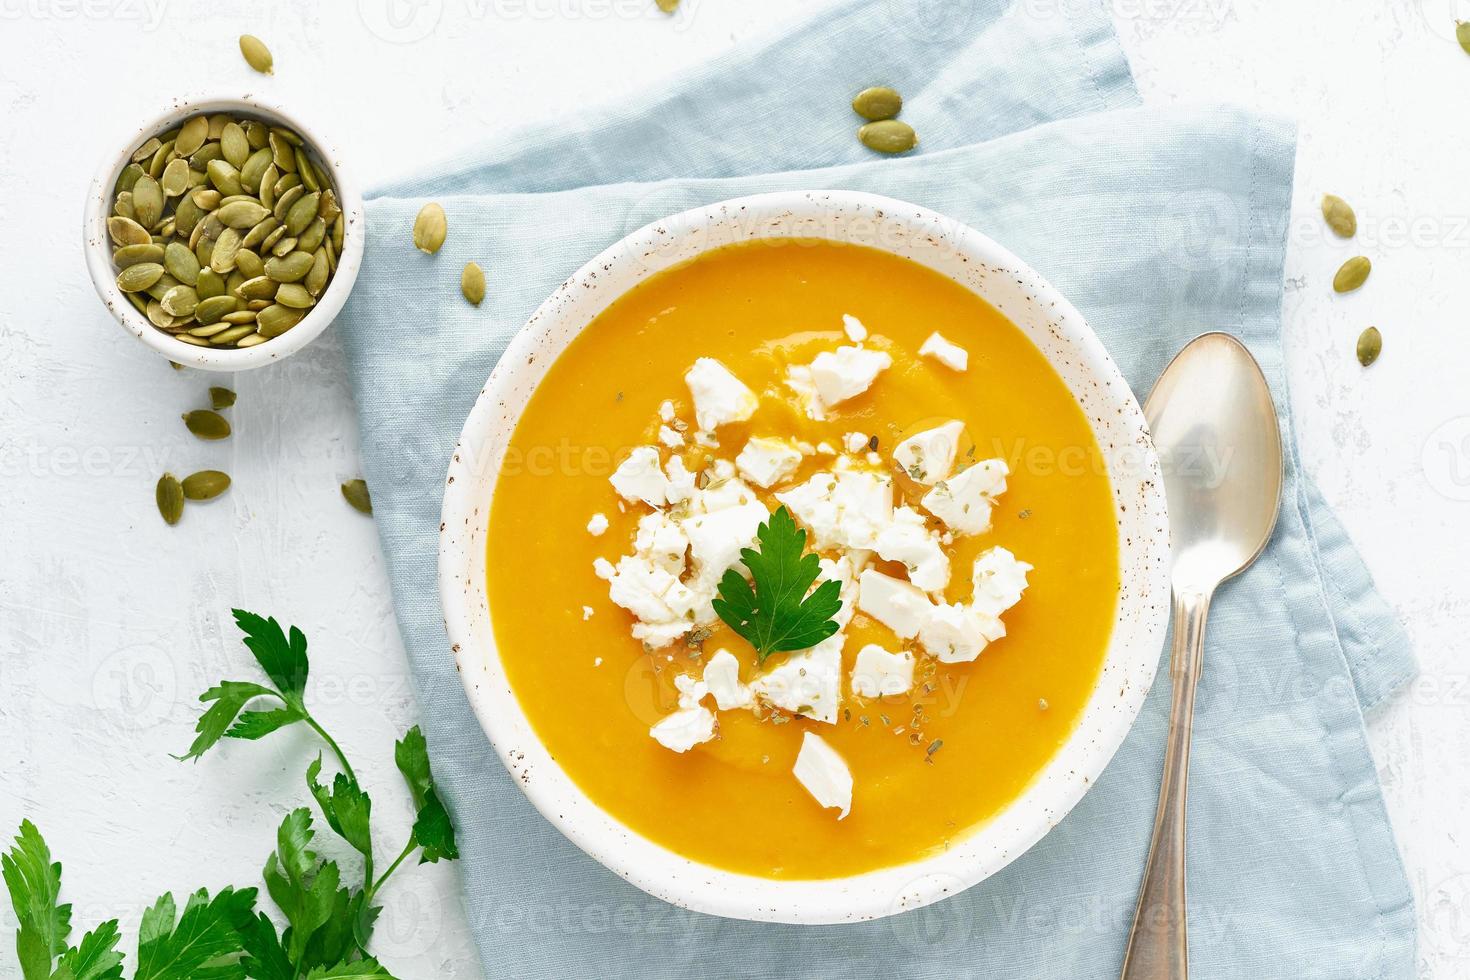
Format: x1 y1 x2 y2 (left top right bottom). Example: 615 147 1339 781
82 96 364 371
439 191 1171 925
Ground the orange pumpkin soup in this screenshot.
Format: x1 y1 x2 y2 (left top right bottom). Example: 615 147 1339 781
486 239 1118 879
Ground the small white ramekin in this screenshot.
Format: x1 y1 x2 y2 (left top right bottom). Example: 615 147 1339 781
82 95 364 371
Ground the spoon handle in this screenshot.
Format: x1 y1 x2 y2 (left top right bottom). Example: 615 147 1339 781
1121 588 1212 980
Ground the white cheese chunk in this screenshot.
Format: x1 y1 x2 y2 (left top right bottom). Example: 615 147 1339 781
971 546 1033 617
682 498 768 592
874 506 950 593
817 553 866 629
664 455 696 505
893 421 964 485
921 459 1008 536
857 569 933 639
582 606 594 621
850 645 915 698
685 358 758 431
586 513 609 536
793 731 852 819
659 399 676 422
919 331 969 371
610 446 670 507
650 705 716 753
918 601 1004 664
634 511 689 574
751 633 843 724
776 470 894 552
843 431 869 454
784 365 826 421
809 345 891 408
842 313 868 342
703 649 753 710
658 424 685 449
735 436 803 489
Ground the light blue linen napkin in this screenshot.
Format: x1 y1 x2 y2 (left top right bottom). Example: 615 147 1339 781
339 0 1418 976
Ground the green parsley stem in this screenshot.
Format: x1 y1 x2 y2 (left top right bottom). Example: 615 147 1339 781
369 839 417 897
303 713 358 786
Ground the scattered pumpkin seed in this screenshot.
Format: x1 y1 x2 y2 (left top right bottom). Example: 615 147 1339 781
182 409 231 440
858 119 918 154
656 0 679 11
1332 255 1371 293
156 473 184 525
209 386 236 409
1356 326 1382 366
1321 194 1356 238
239 34 274 74
182 470 232 500
462 262 486 305
852 86 903 121
105 110 342 350
341 479 372 515
1459 21 1470 55
413 203 447 253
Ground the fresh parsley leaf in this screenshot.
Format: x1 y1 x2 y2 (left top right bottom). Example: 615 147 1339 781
304 959 396 978
711 506 843 663
2 819 71 980
237 914 292 980
133 886 257 980
393 728 459 864
305 757 373 862
176 681 280 762
227 706 305 742
230 610 309 708
261 810 340 967
51 919 125 980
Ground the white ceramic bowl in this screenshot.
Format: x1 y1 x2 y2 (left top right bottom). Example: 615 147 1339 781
439 190 1170 924
82 96 363 371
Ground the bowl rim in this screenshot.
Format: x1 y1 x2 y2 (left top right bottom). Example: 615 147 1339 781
81 94 364 372
438 189 1170 924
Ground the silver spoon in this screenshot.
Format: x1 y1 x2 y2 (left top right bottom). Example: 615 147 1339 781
1121 332 1284 979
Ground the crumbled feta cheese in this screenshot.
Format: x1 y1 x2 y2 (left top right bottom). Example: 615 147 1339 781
850 645 915 697
784 365 826 421
650 705 716 753
919 331 969 371
703 649 753 710
809 345 891 408
921 459 1008 536
674 673 708 708
817 554 866 628
683 498 768 592
659 400 676 422
893 420 964 485
634 511 688 574
857 569 932 638
664 455 696 505
685 358 758 431
658 425 685 449
776 470 894 552
970 546 1033 617
587 513 609 536
610 446 670 507
592 557 616 580
866 451 882 466
843 431 869 454
816 441 837 455
793 731 852 819
918 602 1003 664
582 606 594 621
874 506 950 592
594 656 603 666
751 633 842 724
842 314 868 343
735 437 803 489
693 430 720 449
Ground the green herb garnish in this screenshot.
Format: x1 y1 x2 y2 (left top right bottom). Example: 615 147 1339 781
4 609 458 980
711 506 842 665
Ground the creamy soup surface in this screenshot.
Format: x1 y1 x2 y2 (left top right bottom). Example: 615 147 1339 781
486 239 1119 879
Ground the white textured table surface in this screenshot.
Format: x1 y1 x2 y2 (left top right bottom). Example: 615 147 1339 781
2 1 1466 976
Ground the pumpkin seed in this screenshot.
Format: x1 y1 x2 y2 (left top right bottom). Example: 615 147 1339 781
195 294 239 325
235 247 266 279
1356 326 1382 366
174 334 210 346
210 227 243 273
413 203 447 253
1333 255 1371 293
132 176 164 228
240 147 273 194
216 200 269 229
191 187 222 210
852 86 903 121
270 131 296 172
462 262 486 305
341 479 372 515
239 34 274 74
117 262 164 292
305 248 329 296
175 115 209 157
221 311 259 325
182 470 231 500
1321 194 1356 238
1459 21 1470 55
113 192 137 220
115 162 145 195
258 164 279 210
264 251 313 283
270 236 298 258
164 241 201 285
858 119 918 154
295 217 326 254
656 0 679 11
274 283 314 308
160 285 200 317
211 324 257 345
131 137 162 164
161 158 192 197
284 191 320 236
146 300 177 329
207 159 243 197
238 275 279 300
220 122 250 169
244 120 270 150
189 322 231 338
196 268 226 300
156 473 184 525
114 243 165 268
108 215 151 246
256 304 305 337
182 409 231 440
236 333 269 348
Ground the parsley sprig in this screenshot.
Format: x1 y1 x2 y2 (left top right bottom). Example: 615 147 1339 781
711 506 843 664
4 609 459 980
